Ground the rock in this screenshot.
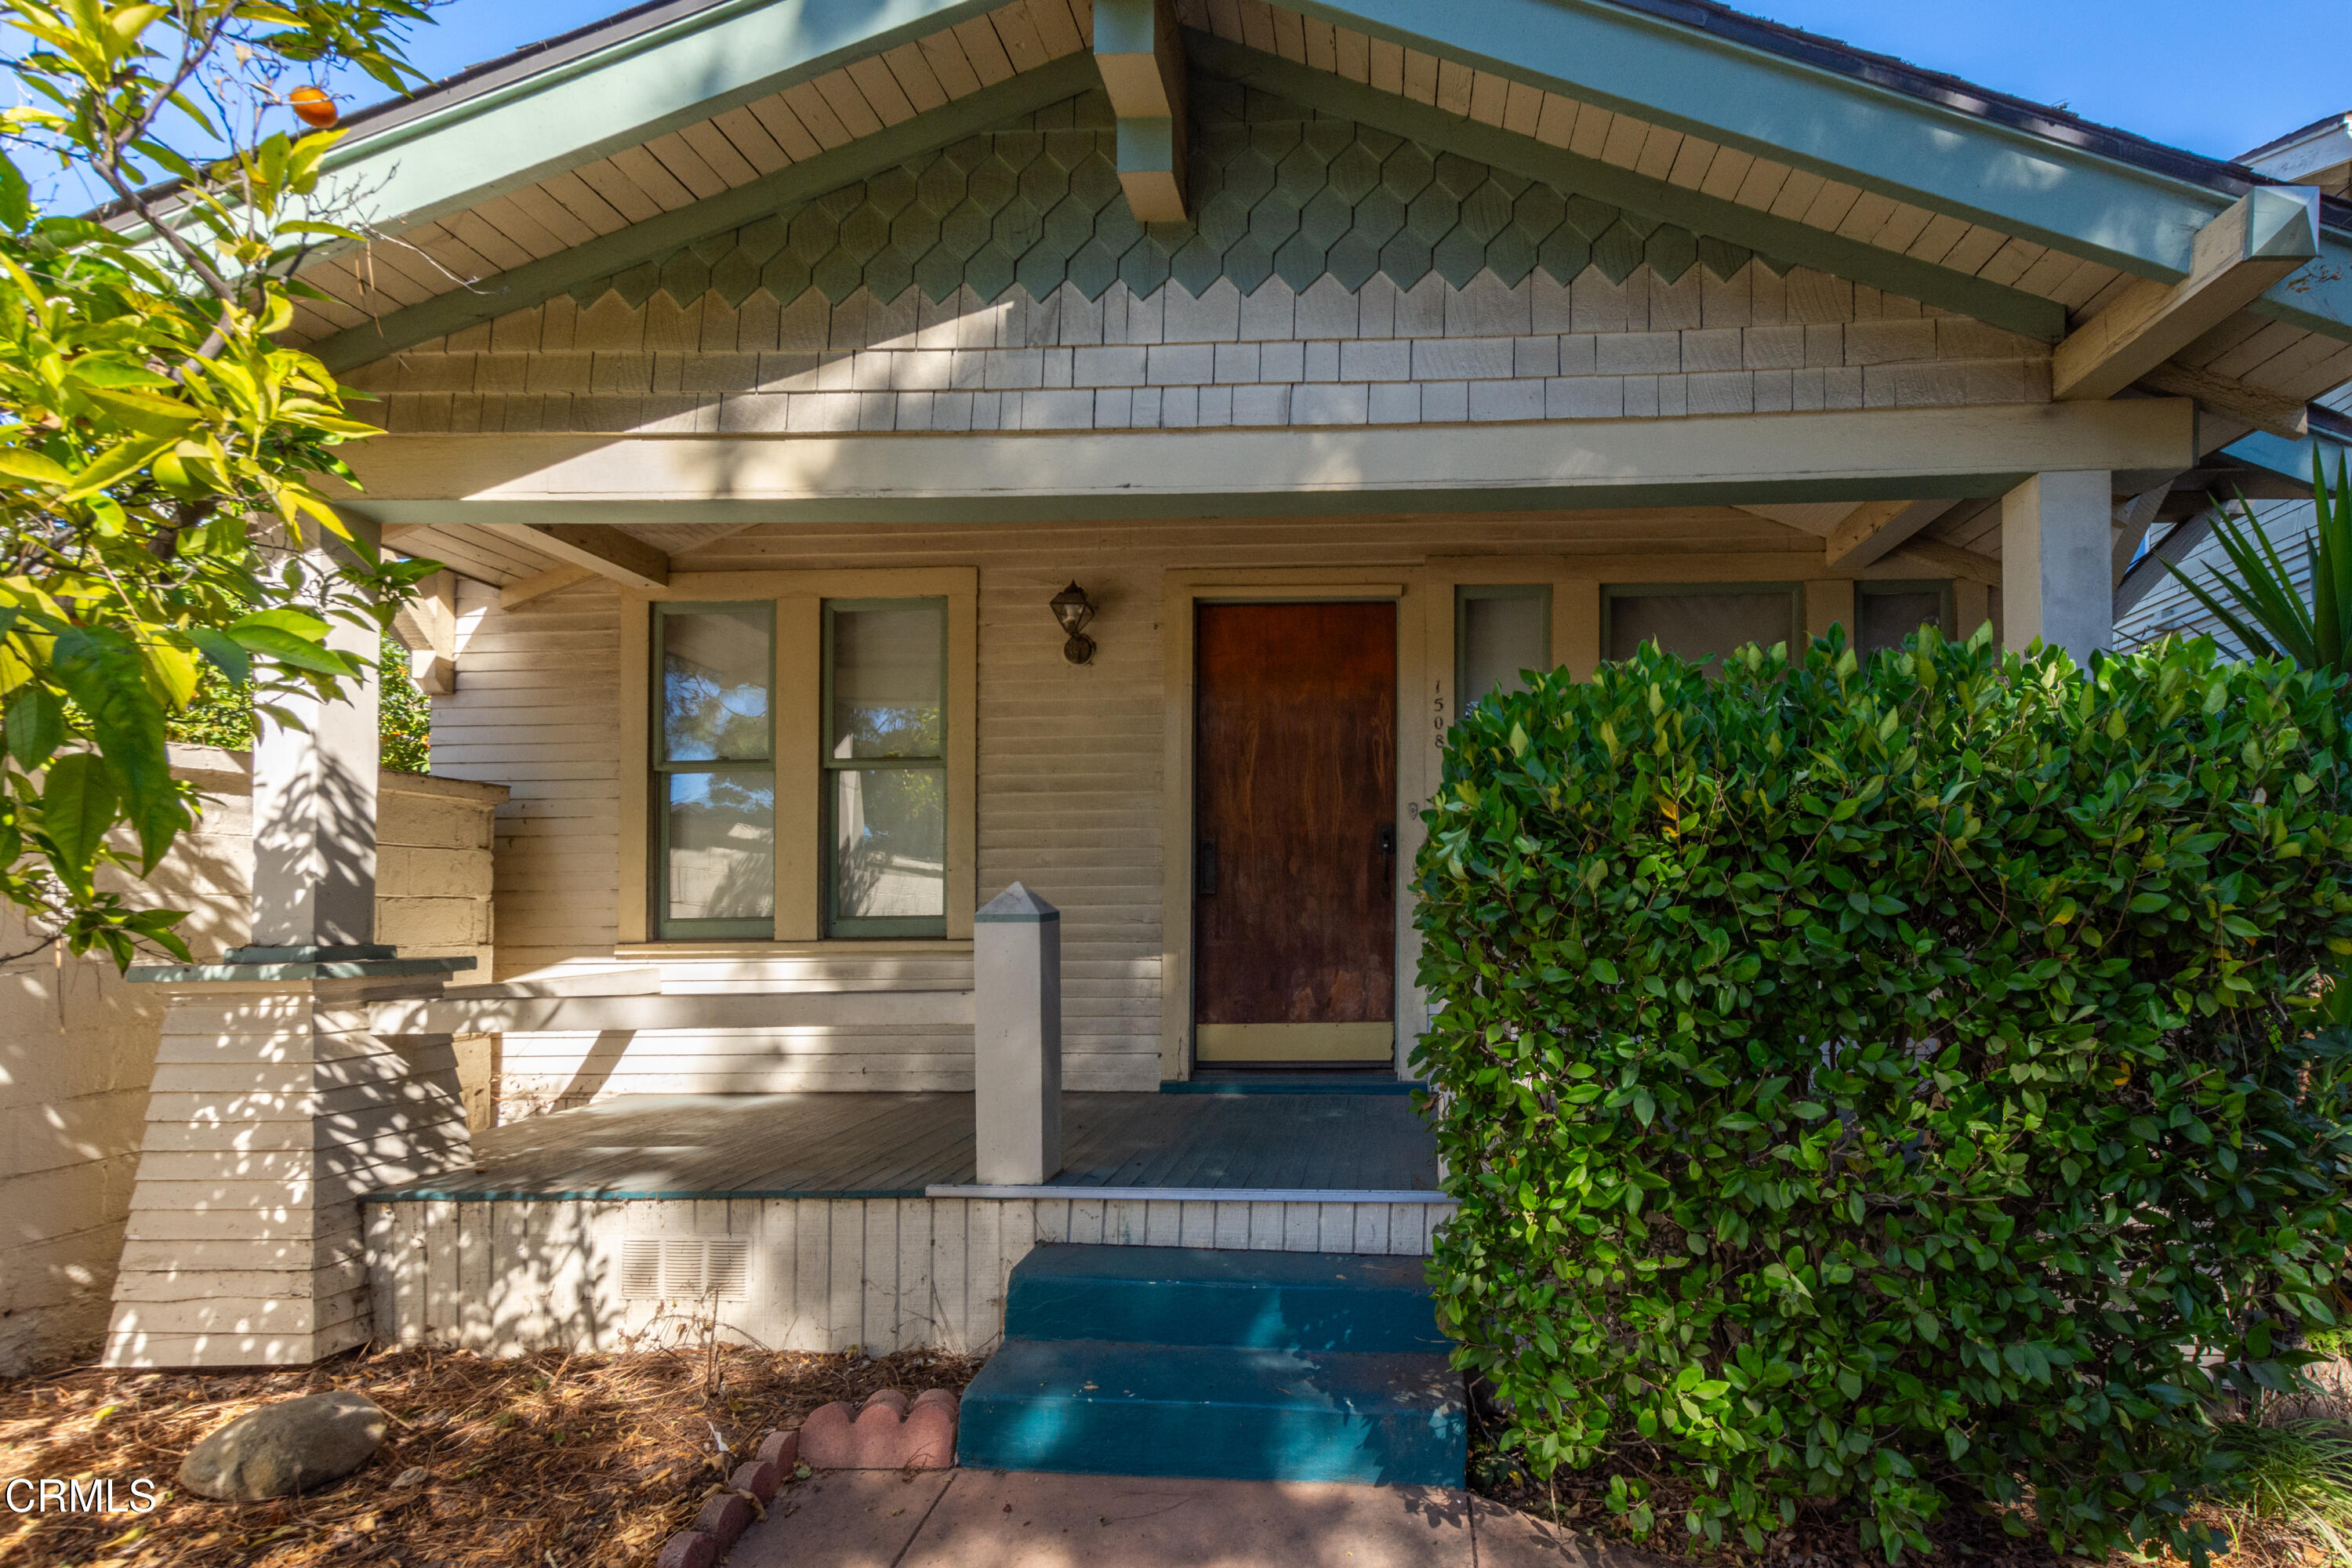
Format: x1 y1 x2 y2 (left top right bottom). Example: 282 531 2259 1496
177 1391 388 1501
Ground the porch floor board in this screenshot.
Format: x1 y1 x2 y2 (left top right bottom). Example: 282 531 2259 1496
372 1092 1440 1201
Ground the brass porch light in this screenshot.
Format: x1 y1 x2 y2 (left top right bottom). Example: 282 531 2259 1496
1050 582 1097 665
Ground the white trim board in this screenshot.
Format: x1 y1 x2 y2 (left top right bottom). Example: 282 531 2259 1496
925 1184 1457 1204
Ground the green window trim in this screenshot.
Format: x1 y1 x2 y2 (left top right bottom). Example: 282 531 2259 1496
1856 579 1958 653
1601 582 1806 671
822 597 950 941
652 601 777 942
1455 583 1552 713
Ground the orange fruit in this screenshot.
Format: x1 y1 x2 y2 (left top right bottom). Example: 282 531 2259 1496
290 86 337 128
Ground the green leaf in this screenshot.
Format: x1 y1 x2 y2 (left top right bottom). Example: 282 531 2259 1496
49 626 180 867
184 628 252 686
5 684 64 770
0 150 29 230
40 752 119 873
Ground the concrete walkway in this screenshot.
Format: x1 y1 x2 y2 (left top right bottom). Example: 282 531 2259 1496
726 1468 1647 1568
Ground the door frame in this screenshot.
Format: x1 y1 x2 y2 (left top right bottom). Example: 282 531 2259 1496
1160 573 1421 1083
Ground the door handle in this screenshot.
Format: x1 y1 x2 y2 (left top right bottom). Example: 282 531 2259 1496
1377 824 1396 893
1196 838 1218 897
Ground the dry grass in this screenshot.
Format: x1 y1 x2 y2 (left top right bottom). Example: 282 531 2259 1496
0 1341 978 1568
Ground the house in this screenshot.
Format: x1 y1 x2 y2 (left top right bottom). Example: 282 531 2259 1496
81 0 2352 1388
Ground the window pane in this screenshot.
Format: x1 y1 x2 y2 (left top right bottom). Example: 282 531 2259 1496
830 603 943 760
1460 592 1548 709
663 608 771 762
1858 590 1945 655
666 772 775 922
833 768 946 920
1607 591 1794 671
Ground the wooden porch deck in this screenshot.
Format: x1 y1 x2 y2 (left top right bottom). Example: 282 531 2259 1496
371 1091 1441 1203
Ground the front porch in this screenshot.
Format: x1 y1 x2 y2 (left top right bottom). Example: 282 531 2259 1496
361 1088 1451 1358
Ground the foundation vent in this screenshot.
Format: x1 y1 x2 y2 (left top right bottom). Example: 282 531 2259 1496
620 1237 751 1301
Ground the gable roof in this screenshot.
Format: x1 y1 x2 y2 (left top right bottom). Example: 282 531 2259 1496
292 0 2352 432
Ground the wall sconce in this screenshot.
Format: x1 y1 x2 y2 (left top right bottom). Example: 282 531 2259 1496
1050 581 1097 665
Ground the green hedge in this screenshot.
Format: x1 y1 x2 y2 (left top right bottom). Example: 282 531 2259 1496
1414 630 2352 1563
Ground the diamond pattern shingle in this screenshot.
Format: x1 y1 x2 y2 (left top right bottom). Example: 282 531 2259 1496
615 79 1771 310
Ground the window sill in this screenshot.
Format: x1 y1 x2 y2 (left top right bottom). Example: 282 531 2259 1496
613 939 973 959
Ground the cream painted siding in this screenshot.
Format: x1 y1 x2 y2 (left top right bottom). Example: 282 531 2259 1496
443 506 1831 1103
437 578 623 975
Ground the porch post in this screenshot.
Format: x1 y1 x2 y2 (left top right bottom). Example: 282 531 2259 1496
973 883 1063 1186
103 524 476 1368
1999 471 2114 663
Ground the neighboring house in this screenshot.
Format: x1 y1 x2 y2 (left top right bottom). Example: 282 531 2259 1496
85 0 2352 1374
2113 119 2352 651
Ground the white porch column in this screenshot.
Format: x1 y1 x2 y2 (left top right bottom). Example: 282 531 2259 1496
2000 471 2114 662
106 525 477 1367
248 531 383 957
973 883 1063 1186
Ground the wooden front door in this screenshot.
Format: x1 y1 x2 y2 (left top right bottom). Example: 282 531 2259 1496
1193 602 1397 1064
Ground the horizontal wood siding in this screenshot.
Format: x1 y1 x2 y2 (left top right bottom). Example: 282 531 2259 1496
364 1192 1453 1355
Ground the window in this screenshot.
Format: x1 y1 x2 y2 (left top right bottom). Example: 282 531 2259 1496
1856 580 1954 656
1603 584 1802 672
654 604 775 938
1456 585 1550 713
823 599 947 938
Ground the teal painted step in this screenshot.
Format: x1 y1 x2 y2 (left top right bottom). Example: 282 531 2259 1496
956 1337 1465 1486
1007 1244 1447 1352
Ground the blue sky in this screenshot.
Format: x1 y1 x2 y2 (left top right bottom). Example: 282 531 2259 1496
360 0 2342 166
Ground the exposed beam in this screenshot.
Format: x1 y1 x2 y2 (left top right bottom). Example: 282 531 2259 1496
499 524 669 591
1885 539 2002 586
388 568 457 695
2136 361 2311 441
1734 502 1848 535
2110 482 2172 589
1188 34 2068 343
307 54 1101 372
332 400 2197 525
1096 0 1189 221
498 562 596 611
1824 498 1961 570
2055 188 2321 402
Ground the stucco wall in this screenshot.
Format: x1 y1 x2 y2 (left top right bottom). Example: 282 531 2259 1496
0 750 503 1374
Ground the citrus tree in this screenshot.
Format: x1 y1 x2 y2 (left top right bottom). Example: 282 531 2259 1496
0 0 434 964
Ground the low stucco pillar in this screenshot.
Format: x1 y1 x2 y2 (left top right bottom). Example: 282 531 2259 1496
973 883 1062 1186
2001 470 2114 663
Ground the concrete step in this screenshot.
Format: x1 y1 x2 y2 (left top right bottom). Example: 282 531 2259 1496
1004 1243 1448 1352
956 1337 1465 1486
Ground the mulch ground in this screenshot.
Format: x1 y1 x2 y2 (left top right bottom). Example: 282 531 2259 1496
0 1343 979 1568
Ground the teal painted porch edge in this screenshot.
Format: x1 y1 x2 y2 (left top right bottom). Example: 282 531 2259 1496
313 0 1010 235
1285 0 2352 338
1188 34 2063 342
312 53 1102 372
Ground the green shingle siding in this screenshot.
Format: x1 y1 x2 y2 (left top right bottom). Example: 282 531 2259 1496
573 81 1782 313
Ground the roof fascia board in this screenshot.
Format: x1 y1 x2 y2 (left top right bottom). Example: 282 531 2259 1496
1298 0 2352 332
316 0 1006 236
1195 34 2066 342
313 53 1102 372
